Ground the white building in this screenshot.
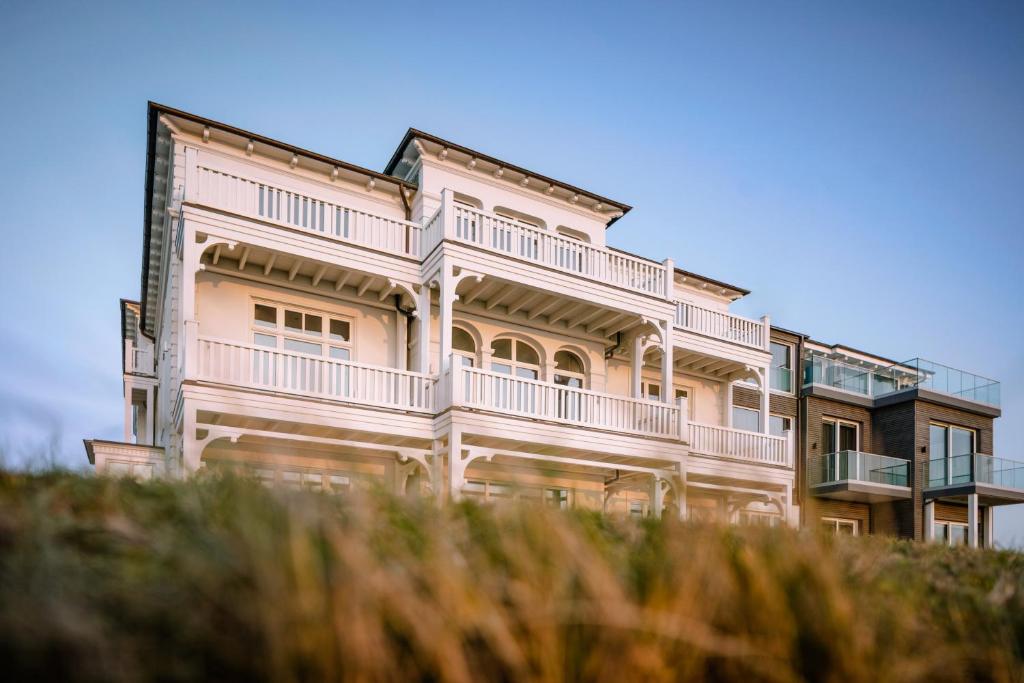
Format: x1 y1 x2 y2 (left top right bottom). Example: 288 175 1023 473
85 103 803 523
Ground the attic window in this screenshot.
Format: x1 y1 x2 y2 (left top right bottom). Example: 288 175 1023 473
494 207 544 229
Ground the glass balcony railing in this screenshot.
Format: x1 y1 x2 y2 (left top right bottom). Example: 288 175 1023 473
802 355 1000 407
925 454 1024 490
897 358 1000 407
808 451 910 488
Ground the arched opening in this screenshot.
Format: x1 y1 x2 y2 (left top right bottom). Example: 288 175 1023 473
453 326 477 367
554 350 586 388
490 338 541 379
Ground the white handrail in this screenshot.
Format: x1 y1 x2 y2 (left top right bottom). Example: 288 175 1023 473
195 337 436 412
442 197 667 297
674 301 766 350
452 361 682 439
688 422 789 466
193 165 422 258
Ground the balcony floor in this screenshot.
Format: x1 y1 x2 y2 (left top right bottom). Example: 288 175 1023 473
810 480 912 503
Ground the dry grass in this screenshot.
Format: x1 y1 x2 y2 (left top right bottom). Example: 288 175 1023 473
0 470 1022 682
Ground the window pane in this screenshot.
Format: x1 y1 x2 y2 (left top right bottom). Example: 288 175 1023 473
453 327 475 353
554 350 584 374
554 375 582 388
516 367 538 380
491 339 512 360
285 310 303 332
951 427 974 456
330 319 350 342
254 304 276 327
733 407 760 432
284 338 322 355
770 342 790 369
646 383 661 400
254 333 277 348
950 525 968 546
491 362 512 375
515 341 539 365
305 314 322 334
839 423 858 451
770 415 790 437
329 346 350 360
930 424 948 459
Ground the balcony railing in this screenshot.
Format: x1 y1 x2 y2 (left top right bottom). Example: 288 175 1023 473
125 345 155 375
193 164 422 258
195 337 436 413
673 301 767 350
428 191 670 298
898 358 1000 407
449 359 686 439
925 454 1024 490
687 422 790 466
808 451 910 488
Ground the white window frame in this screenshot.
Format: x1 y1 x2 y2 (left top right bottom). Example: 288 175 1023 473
769 341 796 395
933 520 970 546
821 417 860 454
251 299 354 362
553 350 587 389
821 517 859 536
491 338 541 379
732 405 761 433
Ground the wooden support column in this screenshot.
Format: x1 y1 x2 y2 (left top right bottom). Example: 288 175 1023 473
416 286 432 374
631 334 643 398
660 320 673 403
760 368 770 434
438 262 456 376
396 309 408 371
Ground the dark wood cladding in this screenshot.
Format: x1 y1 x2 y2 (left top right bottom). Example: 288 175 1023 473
732 386 798 417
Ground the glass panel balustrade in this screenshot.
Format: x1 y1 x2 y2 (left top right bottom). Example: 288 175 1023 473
808 451 910 488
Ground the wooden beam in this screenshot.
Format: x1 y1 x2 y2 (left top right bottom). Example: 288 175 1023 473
605 316 640 337
263 253 277 276
237 246 251 271
311 264 327 288
357 276 376 297
288 259 303 281
334 271 350 291
485 285 517 311
378 283 396 302
528 297 562 320
586 311 625 334
461 279 493 306
568 306 607 329
211 244 222 265
507 291 542 317
548 302 588 326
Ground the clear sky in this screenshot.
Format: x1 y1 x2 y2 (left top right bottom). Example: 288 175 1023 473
1 1 1021 540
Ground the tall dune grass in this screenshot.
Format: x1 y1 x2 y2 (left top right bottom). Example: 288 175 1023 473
0 470 1021 682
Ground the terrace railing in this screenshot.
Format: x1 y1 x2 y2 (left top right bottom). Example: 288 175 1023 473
808 451 910 488
687 422 791 467
673 301 767 350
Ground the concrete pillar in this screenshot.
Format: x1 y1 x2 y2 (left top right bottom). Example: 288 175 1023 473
968 493 979 548
924 500 935 541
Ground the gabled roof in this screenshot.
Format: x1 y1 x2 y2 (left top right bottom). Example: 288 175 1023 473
384 128 632 227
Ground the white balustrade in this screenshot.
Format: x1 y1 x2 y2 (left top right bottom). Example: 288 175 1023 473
196 337 436 412
688 422 789 466
451 361 683 439
441 199 667 297
193 165 421 258
674 301 766 350
126 346 155 375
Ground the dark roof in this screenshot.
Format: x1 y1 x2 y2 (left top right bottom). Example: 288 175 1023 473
674 267 750 296
384 128 632 226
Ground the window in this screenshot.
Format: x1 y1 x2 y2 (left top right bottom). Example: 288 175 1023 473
933 521 970 546
544 488 569 509
769 415 792 437
251 302 352 361
629 500 646 518
770 342 793 392
739 510 781 527
929 423 977 487
453 327 476 367
821 518 858 536
821 418 859 454
491 339 540 379
732 406 760 432
554 350 586 421
640 381 661 401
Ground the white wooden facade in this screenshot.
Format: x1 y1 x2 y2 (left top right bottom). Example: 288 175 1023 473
86 104 797 523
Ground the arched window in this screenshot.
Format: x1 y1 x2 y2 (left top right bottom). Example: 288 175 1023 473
491 338 540 379
453 327 476 367
554 350 586 388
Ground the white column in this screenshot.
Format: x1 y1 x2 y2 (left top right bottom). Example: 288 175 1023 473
924 500 936 541
760 368 770 434
123 383 134 443
180 219 200 382
760 314 771 352
438 263 456 376
968 493 979 548
447 427 464 501
660 321 673 403
416 286 432 374
650 475 665 519
662 257 675 300
631 334 643 398
145 386 155 446
983 506 994 548
396 310 408 371
182 405 200 474
724 381 734 427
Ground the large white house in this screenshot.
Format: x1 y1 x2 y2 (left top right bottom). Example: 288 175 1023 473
87 104 1020 540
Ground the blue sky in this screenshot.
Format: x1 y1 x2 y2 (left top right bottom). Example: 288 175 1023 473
1 1 1022 540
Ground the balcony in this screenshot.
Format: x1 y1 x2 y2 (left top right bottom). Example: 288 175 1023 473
194 337 437 413
673 301 768 351
450 361 686 440
423 193 670 298
925 454 1024 505
803 355 1000 409
125 345 155 376
687 423 790 467
808 451 911 502
193 162 422 258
